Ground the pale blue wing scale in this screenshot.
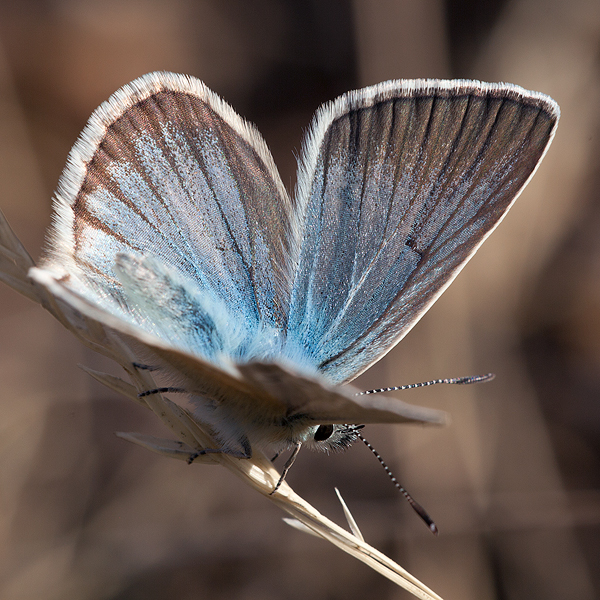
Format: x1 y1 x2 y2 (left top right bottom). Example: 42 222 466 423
287 80 559 384
43 72 294 358
113 254 248 361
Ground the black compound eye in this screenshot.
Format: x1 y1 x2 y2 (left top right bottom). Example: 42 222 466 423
314 424 334 442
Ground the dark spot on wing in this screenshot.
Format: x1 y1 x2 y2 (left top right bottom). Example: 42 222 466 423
405 236 423 260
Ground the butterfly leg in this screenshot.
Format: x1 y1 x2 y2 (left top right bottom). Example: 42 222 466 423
138 387 186 398
187 435 252 464
269 442 302 495
131 362 160 371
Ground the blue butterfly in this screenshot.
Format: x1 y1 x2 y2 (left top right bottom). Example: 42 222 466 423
30 72 559 466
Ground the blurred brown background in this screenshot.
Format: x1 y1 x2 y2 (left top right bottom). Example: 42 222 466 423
0 1 598 599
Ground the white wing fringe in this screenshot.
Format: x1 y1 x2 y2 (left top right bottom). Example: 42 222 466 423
0 208 443 600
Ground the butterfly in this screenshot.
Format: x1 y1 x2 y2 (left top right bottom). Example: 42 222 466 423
29 72 559 469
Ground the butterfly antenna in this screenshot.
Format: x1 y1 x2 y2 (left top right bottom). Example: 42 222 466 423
356 431 438 535
358 372 494 396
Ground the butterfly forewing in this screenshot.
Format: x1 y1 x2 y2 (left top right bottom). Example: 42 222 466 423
45 73 294 347
288 81 559 384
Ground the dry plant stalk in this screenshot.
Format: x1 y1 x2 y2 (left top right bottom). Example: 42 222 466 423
0 208 443 600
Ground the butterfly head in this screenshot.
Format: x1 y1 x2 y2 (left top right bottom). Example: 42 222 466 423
302 423 364 453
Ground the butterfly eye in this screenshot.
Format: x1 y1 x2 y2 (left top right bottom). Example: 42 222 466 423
304 424 362 454
313 424 334 441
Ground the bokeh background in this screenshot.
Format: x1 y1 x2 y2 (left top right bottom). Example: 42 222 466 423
0 1 599 599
